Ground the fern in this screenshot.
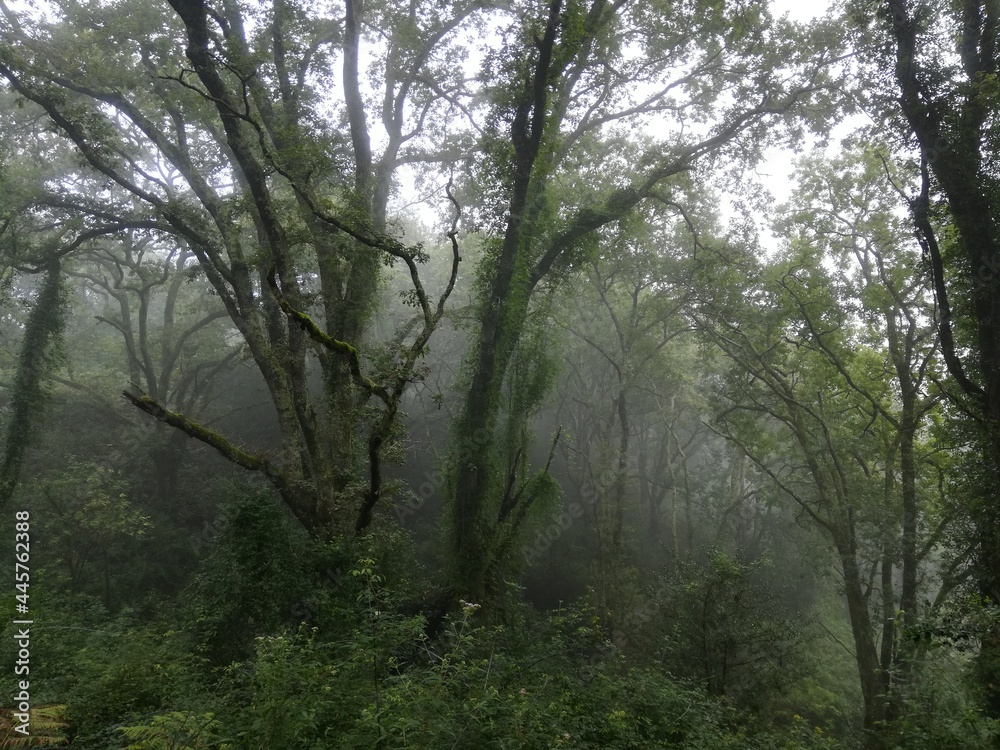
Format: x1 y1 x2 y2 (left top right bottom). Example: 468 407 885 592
118 711 230 750
0 704 69 748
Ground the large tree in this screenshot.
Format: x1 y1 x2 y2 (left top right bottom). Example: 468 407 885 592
698 147 949 738
853 0 1000 714
445 0 842 600
0 0 471 534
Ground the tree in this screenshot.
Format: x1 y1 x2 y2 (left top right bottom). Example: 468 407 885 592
67 233 240 504
0 261 66 510
30 461 152 610
445 0 842 601
0 0 469 535
646 549 808 711
776 147 945 668
0 88 81 511
852 0 1000 715
701 250 893 733
548 203 706 640
697 148 951 738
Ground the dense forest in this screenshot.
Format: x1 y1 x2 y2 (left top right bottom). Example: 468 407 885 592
0 0 999 747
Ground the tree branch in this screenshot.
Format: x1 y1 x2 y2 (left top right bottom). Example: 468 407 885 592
122 390 269 473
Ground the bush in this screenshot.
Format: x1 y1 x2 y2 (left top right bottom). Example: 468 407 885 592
181 483 312 663
213 556 842 749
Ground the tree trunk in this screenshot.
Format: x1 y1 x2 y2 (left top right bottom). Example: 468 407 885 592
835 524 889 741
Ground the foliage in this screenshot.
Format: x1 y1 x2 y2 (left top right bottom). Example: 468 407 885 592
0 0 995 746
882 653 1000 749
880 599 1000 749
0 705 68 748
0 263 67 509
118 712 230 750
642 550 810 709
217 585 842 750
181 483 313 664
61 624 205 749
23 461 152 608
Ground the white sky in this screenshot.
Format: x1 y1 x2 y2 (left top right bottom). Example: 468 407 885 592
750 0 846 251
770 0 834 23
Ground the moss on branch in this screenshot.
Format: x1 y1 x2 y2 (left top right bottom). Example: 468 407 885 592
122 391 269 473
264 266 390 403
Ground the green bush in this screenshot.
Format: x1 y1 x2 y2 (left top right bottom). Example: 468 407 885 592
62 624 206 749
212 556 843 749
181 483 312 663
